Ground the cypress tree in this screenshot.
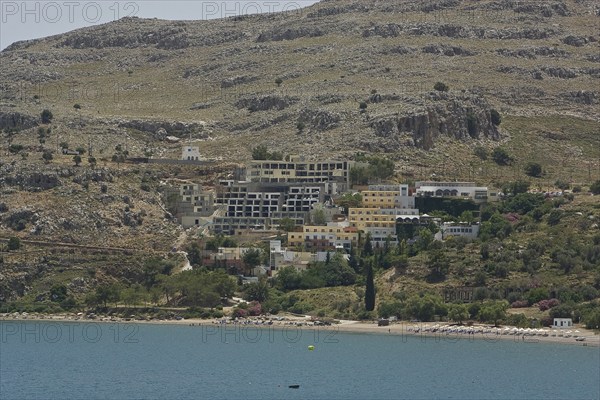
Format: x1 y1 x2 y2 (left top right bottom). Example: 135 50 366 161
365 262 375 311
363 233 373 256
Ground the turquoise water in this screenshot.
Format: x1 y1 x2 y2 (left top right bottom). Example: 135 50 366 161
1 322 599 399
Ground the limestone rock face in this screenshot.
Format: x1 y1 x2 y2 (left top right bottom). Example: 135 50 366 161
369 92 500 151
0 112 38 130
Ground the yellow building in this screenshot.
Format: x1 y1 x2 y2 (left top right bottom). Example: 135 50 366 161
361 184 415 209
287 224 358 251
348 208 397 230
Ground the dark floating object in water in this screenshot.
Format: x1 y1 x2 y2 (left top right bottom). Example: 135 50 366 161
288 385 300 389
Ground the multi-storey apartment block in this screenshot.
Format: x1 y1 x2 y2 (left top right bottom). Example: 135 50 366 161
244 156 355 195
212 182 325 234
287 223 359 252
361 184 415 209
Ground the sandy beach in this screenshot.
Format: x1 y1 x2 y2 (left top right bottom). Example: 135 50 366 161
2 312 598 348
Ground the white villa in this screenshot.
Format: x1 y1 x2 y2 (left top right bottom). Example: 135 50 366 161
182 146 201 161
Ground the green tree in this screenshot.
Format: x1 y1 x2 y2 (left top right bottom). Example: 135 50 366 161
251 145 269 160
466 111 478 138
312 209 326 225
42 150 53 163
503 180 530 196
243 248 263 275
368 157 395 181
275 77 283 87
336 193 362 214
364 262 375 311
426 249 449 282
477 301 508 326
243 278 270 302
95 284 121 308
50 285 68 302
547 209 563 226
434 82 448 92
186 242 202 267
7 236 21 251
41 109 53 124
275 266 302 291
73 155 82 166
525 162 543 177
448 303 469 324
363 233 374 256
492 147 512 166
277 218 296 232
88 157 97 168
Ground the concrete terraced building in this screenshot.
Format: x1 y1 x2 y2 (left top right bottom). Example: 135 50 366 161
244 156 355 195
166 184 215 228
212 182 325 234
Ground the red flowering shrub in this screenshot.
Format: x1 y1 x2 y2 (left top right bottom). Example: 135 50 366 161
511 300 529 308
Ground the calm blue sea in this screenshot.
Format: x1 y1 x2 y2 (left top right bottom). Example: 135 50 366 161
1 321 599 400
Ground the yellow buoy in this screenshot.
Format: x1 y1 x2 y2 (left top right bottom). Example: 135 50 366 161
308 345 315 351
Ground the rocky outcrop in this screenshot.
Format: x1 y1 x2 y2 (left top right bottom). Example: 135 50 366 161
220 75 259 88
235 95 298 112
541 66 577 79
0 112 38 131
298 109 341 131
369 92 501 151
562 35 589 47
422 44 475 56
257 26 325 42
363 24 402 38
496 46 570 59
513 2 569 17
3 208 38 231
562 91 598 105
116 119 207 137
0 263 48 302
2 172 61 192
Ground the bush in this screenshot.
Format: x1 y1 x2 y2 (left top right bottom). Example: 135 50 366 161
490 109 501 126
547 209 563 226
7 236 21 251
466 111 478 138
492 147 512 166
8 144 24 154
524 162 542 178
41 109 53 124
590 180 600 195
511 300 529 308
538 298 560 311
433 82 448 92
555 180 570 190
42 151 53 162
527 287 548 305
474 146 488 160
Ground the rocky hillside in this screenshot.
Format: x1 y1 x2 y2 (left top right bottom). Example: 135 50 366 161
1 0 598 160
1 0 599 248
